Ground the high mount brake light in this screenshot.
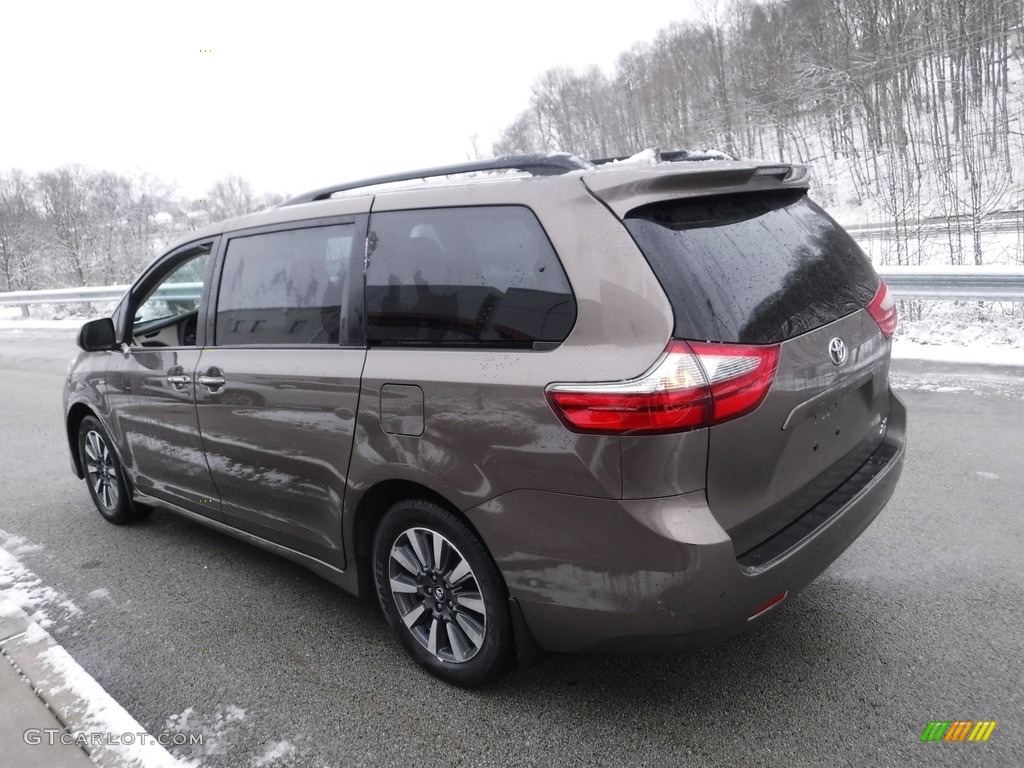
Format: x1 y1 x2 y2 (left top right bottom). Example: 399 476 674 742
867 280 897 339
546 340 780 435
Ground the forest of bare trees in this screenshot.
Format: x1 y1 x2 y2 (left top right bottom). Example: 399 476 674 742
0 169 282 293
495 0 1024 267
3 0 1022 295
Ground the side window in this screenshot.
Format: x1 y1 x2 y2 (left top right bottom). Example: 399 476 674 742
366 206 576 348
132 247 211 347
215 224 354 346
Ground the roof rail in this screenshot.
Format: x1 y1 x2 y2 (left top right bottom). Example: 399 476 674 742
282 153 593 206
592 148 738 165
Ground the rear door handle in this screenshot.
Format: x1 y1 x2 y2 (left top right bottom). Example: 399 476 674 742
197 375 226 389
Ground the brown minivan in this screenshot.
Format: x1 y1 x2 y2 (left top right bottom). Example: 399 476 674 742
64 153 906 686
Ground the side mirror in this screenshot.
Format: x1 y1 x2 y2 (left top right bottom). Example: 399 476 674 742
77 318 118 351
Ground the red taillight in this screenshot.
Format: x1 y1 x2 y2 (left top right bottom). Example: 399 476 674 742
867 279 897 339
546 340 779 435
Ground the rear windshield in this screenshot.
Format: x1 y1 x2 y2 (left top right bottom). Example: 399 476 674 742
623 190 879 344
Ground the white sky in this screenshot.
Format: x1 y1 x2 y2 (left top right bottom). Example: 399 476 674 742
1 0 702 200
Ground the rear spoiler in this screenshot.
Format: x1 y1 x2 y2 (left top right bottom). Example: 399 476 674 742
582 163 810 219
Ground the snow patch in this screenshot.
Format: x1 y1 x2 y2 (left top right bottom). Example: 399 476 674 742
0 532 81 627
38 643 197 767
254 740 296 767
976 471 1000 480
0 317 89 332
609 148 659 165
2 533 44 556
21 620 50 644
892 340 1024 367
165 704 249 761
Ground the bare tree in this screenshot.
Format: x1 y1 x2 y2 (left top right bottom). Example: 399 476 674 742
493 0 1024 268
206 175 259 222
36 167 97 286
0 170 43 291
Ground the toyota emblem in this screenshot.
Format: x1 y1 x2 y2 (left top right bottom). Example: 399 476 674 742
828 337 847 365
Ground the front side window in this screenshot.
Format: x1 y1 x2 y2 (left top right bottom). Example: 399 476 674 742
135 251 208 325
132 246 211 346
215 224 354 346
366 206 576 348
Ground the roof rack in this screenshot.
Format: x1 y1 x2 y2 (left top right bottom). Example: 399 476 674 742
592 148 738 165
282 153 593 206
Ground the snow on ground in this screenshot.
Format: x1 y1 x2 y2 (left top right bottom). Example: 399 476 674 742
36 642 199 768
163 704 252 764
253 740 296 767
1 536 209 766
893 298 1024 365
857 230 1024 268
891 341 1024 367
0 301 118 329
0 530 80 629
0 318 85 331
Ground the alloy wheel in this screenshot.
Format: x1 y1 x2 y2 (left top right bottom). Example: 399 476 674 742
387 526 487 664
84 429 120 511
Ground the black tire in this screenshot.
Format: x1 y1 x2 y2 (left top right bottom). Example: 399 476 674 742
78 416 144 525
373 499 514 687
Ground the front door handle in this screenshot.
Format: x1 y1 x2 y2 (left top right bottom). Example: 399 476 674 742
167 374 192 386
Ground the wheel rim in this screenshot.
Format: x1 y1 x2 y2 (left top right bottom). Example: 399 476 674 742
84 430 119 510
388 527 487 664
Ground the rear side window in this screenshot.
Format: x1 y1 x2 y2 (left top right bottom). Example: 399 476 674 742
216 224 354 345
624 190 879 344
366 206 575 348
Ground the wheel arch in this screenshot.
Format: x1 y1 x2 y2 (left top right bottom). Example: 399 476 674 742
66 402 98 478
351 480 495 595
68 408 145 519
353 480 461 557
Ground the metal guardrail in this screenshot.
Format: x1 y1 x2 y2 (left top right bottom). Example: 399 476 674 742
0 283 200 317
844 209 1024 238
0 273 1022 316
877 267 1024 301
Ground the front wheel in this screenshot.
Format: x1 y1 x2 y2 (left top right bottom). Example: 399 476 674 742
373 500 513 687
78 416 146 525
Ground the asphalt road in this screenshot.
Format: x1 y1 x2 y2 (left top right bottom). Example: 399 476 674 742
1 329 1022 768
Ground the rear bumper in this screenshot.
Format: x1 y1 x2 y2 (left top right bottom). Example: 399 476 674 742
466 392 906 654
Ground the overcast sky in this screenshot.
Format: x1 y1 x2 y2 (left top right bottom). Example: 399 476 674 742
2 1 702 200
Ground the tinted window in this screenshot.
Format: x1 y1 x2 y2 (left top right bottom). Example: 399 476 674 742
366 206 575 348
624 191 879 344
216 224 354 345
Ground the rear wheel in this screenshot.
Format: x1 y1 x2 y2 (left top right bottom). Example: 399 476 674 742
78 416 146 525
373 499 513 687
